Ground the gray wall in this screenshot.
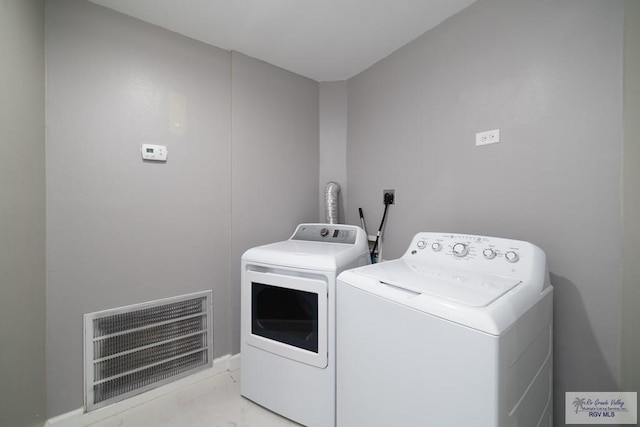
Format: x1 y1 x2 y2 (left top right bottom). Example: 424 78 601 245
45 1 319 417
0 1 46 426
230 52 319 354
345 1 624 424
319 82 348 223
46 0 231 415
621 0 640 392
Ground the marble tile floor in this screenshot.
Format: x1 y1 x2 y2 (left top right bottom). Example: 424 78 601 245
89 370 302 427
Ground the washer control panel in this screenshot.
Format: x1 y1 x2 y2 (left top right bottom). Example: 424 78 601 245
404 232 541 277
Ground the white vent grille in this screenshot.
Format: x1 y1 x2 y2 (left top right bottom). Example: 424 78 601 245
84 291 212 411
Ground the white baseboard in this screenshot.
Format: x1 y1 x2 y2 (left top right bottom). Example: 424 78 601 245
45 353 241 427
229 352 241 371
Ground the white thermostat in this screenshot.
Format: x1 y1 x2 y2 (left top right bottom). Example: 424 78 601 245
141 144 167 162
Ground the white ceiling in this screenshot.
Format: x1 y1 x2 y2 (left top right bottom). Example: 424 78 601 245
88 0 476 82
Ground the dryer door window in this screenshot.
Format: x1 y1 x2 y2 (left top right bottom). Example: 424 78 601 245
243 269 328 368
252 283 318 353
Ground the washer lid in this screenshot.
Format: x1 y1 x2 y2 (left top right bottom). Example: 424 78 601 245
357 259 521 307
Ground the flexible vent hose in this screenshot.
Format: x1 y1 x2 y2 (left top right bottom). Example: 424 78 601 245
324 181 341 224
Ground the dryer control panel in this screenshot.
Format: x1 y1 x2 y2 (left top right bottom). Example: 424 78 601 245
403 232 546 281
291 223 362 245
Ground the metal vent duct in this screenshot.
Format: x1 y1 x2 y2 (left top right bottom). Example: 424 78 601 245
84 291 213 411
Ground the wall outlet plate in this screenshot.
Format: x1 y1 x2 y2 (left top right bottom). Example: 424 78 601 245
476 129 500 146
383 189 395 204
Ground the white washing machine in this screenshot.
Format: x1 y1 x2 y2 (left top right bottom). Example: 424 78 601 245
241 223 369 427
337 232 553 427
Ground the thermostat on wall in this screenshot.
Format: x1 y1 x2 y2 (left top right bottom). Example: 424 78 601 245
141 144 167 162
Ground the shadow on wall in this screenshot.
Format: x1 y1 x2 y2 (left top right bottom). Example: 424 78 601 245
550 273 619 426
337 191 346 225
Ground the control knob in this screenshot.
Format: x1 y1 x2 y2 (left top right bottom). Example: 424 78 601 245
452 243 469 258
320 228 329 237
416 240 427 249
431 242 442 252
482 248 496 260
505 251 519 263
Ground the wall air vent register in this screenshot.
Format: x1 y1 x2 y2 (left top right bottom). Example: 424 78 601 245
83 291 213 411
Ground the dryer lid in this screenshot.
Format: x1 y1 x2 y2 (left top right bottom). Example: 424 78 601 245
243 239 366 271
357 259 521 307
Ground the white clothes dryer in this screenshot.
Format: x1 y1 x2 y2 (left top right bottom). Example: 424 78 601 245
241 224 369 427
337 232 553 427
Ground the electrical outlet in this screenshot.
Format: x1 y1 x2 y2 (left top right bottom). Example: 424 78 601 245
383 189 395 205
475 129 500 146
